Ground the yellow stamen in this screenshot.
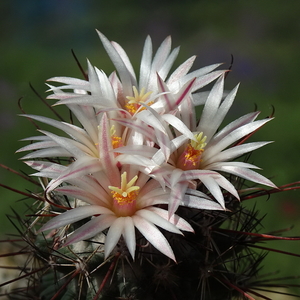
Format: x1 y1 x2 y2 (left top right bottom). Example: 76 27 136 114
110 125 117 136
110 125 123 150
184 144 205 167
191 132 207 150
125 86 153 115
178 132 207 170
126 87 153 104
108 172 140 205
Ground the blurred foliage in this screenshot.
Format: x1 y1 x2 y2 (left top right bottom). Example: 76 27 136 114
1 0 300 282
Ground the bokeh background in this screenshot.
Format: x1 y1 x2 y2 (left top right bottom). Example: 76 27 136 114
1 0 300 285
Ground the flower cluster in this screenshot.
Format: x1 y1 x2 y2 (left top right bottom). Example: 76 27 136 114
18 31 276 261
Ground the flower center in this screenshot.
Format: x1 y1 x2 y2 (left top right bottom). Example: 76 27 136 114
125 86 153 115
178 132 207 170
108 172 140 216
110 125 123 151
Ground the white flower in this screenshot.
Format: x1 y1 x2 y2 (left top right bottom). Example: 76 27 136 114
46 31 225 116
36 164 197 261
116 75 276 216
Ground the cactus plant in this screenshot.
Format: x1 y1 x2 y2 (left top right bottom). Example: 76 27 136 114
1 31 300 300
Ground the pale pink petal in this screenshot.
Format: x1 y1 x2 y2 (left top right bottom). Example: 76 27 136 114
136 107 168 134
179 93 196 130
162 114 195 140
174 77 196 107
212 165 277 188
212 174 240 200
17 139 58 152
209 161 261 170
167 55 196 85
204 141 272 165
40 205 112 232
46 157 101 192
181 170 236 207
87 60 103 95
184 188 212 200
151 36 172 73
191 70 226 92
66 104 99 143
39 130 95 158
139 35 152 89
168 181 189 217
198 75 225 130
47 76 88 86
105 217 125 258
132 215 176 261
156 74 173 112
207 111 260 146
138 190 170 207
94 68 117 104
182 63 223 84
97 31 135 96
147 207 194 232
55 186 108 207
138 180 169 200
117 154 156 174
204 118 273 159
152 135 189 165
158 46 180 80
199 176 225 208
136 209 182 235
20 147 71 159
64 214 116 247
21 114 92 147
182 194 225 211
122 217 136 259
112 117 155 141
113 145 157 157
68 174 111 205
210 84 239 132
98 113 120 186
46 80 89 92
24 160 65 178
111 41 136 82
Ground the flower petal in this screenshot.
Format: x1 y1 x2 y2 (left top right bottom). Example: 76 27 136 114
147 206 194 233
97 30 135 96
122 217 136 259
132 214 176 261
204 141 272 165
136 209 182 235
46 156 101 192
213 164 277 188
105 217 125 258
40 205 112 232
64 214 116 247
182 189 225 211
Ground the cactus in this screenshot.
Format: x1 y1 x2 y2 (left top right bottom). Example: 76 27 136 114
1 31 300 300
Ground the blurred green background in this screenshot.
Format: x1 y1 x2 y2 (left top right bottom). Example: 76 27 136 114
1 0 300 282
